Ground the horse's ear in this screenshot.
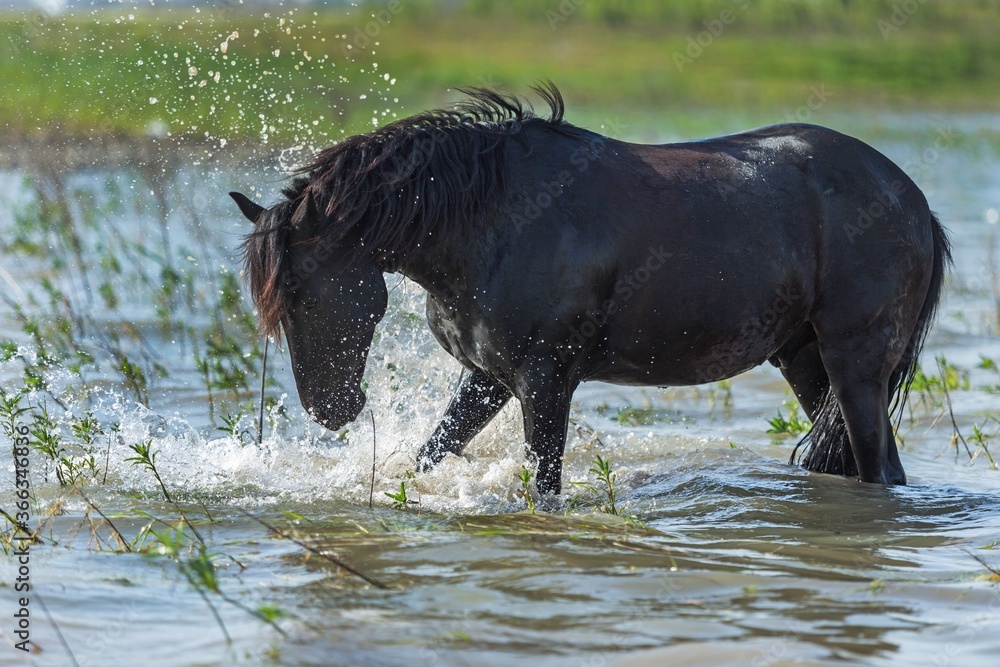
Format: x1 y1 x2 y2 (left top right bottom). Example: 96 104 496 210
291 191 321 228
230 191 265 223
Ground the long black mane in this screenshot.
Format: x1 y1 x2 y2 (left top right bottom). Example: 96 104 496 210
242 82 566 337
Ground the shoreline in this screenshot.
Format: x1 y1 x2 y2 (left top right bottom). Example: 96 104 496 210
3 106 1000 171
0 133 283 171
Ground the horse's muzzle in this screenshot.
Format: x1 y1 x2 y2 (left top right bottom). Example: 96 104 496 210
304 387 366 431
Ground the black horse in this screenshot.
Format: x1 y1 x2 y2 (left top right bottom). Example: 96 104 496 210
232 83 949 495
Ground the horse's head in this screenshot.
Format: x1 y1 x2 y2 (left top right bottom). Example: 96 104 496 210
232 190 387 431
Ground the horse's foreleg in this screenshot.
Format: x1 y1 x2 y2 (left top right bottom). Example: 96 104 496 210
416 369 511 472
515 361 576 495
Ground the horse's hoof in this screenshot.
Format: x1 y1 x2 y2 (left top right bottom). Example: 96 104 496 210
535 478 562 496
415 446 446 473
415 454 434 473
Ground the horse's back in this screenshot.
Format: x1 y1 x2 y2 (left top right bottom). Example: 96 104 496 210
602 122 935 281
511 122 937 386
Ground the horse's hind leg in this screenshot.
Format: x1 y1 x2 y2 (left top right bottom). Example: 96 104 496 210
417 369 511 472
774 325 858 477
814 329 905 485
884 425 905 484
774 325 831 419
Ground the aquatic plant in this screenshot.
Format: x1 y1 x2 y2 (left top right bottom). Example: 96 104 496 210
147 525 238 642
977 354 1000 394
613 406 657 426
568 455 645 528
517 465 537 514
588 455 617 515
971 553 1000 583
126 439 210 548
385 476 419 511
967 423 998 468
126 440 171 501
74 486 135 553
0 169 271 440
909 354 970 411
766 400 811 436
29 402 67 485
244 511 387 589
570 455 618 516
708 379 734 409
0 388 29 439
217 411 253 447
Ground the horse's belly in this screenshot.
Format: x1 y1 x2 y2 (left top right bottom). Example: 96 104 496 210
583 266 810 386
588 338 774 386
589 303 801 386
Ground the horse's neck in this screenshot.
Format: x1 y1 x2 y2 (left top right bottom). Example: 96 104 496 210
396 249 471 306
392 226 492 306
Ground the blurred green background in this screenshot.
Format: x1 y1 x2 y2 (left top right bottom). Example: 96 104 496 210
1 0 999 153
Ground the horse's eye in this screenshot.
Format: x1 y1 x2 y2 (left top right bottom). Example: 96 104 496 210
303 297 319 310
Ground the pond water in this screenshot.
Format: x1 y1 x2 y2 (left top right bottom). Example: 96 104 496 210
2 112 1000 666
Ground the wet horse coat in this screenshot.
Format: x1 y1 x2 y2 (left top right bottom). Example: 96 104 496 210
234 84 950 494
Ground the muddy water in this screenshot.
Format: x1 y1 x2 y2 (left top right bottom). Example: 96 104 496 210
2 113 1000 666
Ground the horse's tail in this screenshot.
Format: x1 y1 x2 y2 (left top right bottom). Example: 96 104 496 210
793 212 952 477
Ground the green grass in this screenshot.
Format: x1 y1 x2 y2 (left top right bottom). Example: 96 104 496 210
766 400 811 437
2 0 1000 148
613 406 658 426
